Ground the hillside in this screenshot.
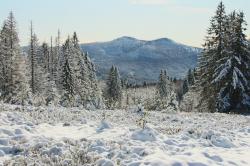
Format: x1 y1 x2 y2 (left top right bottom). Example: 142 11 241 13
81 37 201 82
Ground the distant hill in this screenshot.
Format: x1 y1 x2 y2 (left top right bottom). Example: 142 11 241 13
81 36 201 83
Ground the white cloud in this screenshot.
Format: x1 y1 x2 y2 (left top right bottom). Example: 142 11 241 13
129 0 170 5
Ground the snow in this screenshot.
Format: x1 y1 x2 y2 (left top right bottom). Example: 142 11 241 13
96 120 112 132
96 158 114 166
131 128 157 142
0 104 250 165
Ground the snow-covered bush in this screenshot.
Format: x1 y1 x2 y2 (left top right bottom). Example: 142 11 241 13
180 89 200 112
135 104 148 129
4 142 99 166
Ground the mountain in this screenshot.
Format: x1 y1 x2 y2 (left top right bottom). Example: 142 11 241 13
81 36 201 83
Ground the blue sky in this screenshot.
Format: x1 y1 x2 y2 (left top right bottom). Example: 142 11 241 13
0 0 249 47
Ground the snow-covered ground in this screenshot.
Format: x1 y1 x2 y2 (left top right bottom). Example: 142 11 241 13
0 104 250 166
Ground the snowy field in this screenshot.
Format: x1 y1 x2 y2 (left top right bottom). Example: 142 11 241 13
0 104 250 166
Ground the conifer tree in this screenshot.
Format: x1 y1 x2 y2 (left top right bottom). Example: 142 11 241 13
155 70 173 110
55 30 61 87
196 2 227 112
156 70 169 99
41 42 50 72
197 2 250 113
60 38 76 106
40 41 60 106
187 69 195 86
182 79 189 95
88 56 102 108
70 32 102 108
104 65 122 109
28 23 47 96
0 12 30 104
212 11 250 112
11 53 30 104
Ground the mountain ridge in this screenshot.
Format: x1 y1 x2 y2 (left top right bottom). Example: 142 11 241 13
80 36 201 83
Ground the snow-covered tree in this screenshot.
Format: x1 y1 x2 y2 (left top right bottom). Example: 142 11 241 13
57 33 101 108
104 65 122 109
11 53 30 104
68 32 102 108
197 2 250 113
41 42 50 72
28 23 47 96
60 38 76 106
154 70 178 111
39 41 60 106
0 12 30 104
182 79 189 95
0 24 7 98
83 52 102 108
187 69 195 86
180 88 199 112
196 2 227 112
156 70 169 99
212 11 250 112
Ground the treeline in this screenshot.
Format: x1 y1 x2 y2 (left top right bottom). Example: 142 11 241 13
0 12 178 111
0 12 102 108
103 64 179 110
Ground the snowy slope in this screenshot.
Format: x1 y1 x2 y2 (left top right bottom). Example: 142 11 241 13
81 37 201 82
1 104 250 165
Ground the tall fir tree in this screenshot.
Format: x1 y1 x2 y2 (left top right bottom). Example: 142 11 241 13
196 2 227 112
0 12 30 104
154 70 175 110
212 11 250 112
156 70 169 99
64 32 103 108
182 79 189 95
104 65 122 109
41 42 50 72
187 69 195 86
55 30 61 88
40 42 59 106
60 37 76 106
28 23 47 96
197 2 250 113
11 53 30 104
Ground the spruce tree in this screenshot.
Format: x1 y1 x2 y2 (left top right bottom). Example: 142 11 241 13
212 11 250 112
0 24 7 97
104 65 122 109
156 70 168 99
187 69 195 86
0 12 30 104
155 70 177 110
29 22 37 94
28 23 47 98
182 79 189 95
72 33 101 107
11 53 30 104
196 2 227 112
70 32 102 108
88 56 102 108
60 38 76 106
41 42 50 72
40 41 60 106
55 30 61 88
197 2 250 113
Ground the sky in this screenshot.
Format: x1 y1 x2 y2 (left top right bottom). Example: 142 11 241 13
0 0 249 47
